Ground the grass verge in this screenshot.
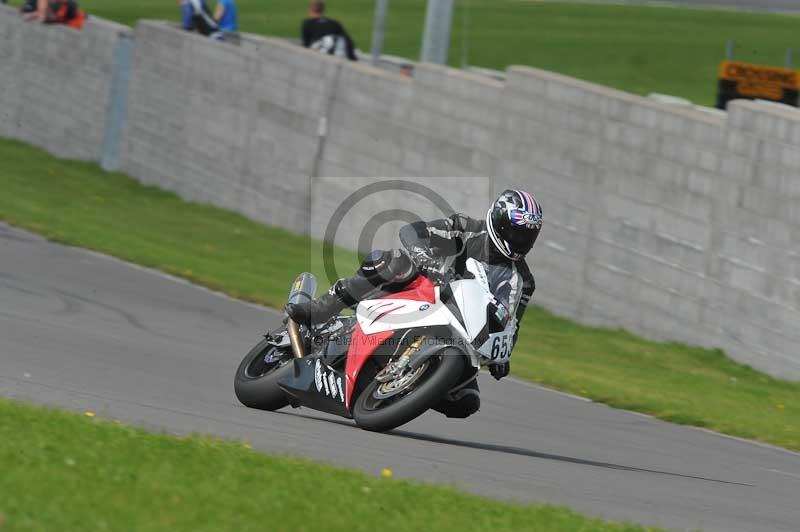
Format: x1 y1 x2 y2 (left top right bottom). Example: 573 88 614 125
9 0 800 105
0 137 798 451
0 397 660 532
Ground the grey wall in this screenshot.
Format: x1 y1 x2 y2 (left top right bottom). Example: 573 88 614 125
1 11 798 378
0 5 129 160
494 68 800 378
310 63 501 254
119 22 340 232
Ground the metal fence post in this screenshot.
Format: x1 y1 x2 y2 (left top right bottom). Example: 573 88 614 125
101 32 135 172
420 0 454 64
370 0 389 66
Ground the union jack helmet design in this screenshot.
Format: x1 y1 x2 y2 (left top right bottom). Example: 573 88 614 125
486 189 542 261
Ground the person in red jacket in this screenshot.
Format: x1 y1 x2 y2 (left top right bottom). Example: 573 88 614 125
24 0 85 30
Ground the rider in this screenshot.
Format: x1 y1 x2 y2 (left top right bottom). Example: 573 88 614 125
286 189 542 419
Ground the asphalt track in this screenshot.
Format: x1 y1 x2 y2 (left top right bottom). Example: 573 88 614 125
1 222 798 532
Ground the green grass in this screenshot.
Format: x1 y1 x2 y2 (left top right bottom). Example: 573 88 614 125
1 137 799 452
10 0 800 105
0 397 661 532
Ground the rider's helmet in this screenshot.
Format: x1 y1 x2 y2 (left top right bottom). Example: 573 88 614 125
486 189 543 261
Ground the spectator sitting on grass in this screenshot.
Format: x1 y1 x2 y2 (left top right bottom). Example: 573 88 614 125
301 0 357 61
214 0 237 32
213 0 240 43
180 0 220 38
24 0 85 30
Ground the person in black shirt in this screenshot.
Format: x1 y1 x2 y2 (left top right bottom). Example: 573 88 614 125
301 0 357 61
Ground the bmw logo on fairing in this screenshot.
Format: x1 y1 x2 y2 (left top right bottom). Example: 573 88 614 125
419 304 430 311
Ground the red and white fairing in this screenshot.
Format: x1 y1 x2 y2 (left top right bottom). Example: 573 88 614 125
356 259 517 359
342 259 519 408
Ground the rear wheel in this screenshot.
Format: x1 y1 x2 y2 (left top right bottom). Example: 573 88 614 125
353 349 465 432
234 337 293 411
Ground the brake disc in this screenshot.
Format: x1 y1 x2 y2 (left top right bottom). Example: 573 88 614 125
373 361 430 400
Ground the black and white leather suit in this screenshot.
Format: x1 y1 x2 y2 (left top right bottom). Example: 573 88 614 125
328 213 536 418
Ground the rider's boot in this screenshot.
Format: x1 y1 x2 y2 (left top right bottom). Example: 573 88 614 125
435 388 480 418
286 281 349 326
286 250 417 327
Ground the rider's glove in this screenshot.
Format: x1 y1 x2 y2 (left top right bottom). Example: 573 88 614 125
407 246 435 268
407 246 442 280
489 362 510 381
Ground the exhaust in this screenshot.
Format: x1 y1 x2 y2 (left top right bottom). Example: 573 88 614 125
285 273 318 359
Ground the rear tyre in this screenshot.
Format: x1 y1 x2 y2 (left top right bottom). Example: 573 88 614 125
352 349 465 432
234 338 293 411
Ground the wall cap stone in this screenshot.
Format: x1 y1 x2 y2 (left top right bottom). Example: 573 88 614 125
729 99 800 123
508 65 726 126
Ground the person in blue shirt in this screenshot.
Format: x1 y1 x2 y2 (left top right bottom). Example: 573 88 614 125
179 0 239 43
214 0 238 33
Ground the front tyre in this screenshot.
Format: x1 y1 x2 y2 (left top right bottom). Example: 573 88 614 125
353 349 465 432
234 338 293 411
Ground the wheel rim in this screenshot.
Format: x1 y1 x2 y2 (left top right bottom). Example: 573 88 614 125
243 345 289 379
361 357 438 411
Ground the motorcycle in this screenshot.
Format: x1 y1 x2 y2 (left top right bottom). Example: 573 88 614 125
234 257 521 432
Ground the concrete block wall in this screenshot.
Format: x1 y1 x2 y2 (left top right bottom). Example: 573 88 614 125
311 62 500 252
1 15 798 377
711 100 800 375
119 22 340 232
0 5 129 160
495 67 800 377
308 175 492 260
326 62 503 179
0 5 19 137
498 67 728 333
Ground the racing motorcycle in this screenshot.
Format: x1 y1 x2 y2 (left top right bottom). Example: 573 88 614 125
234 258 521 432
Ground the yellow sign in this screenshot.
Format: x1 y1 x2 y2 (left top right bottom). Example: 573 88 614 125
719 60 800 101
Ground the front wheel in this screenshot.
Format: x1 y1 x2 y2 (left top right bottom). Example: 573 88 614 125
234 337 293 411
353 349 465 432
